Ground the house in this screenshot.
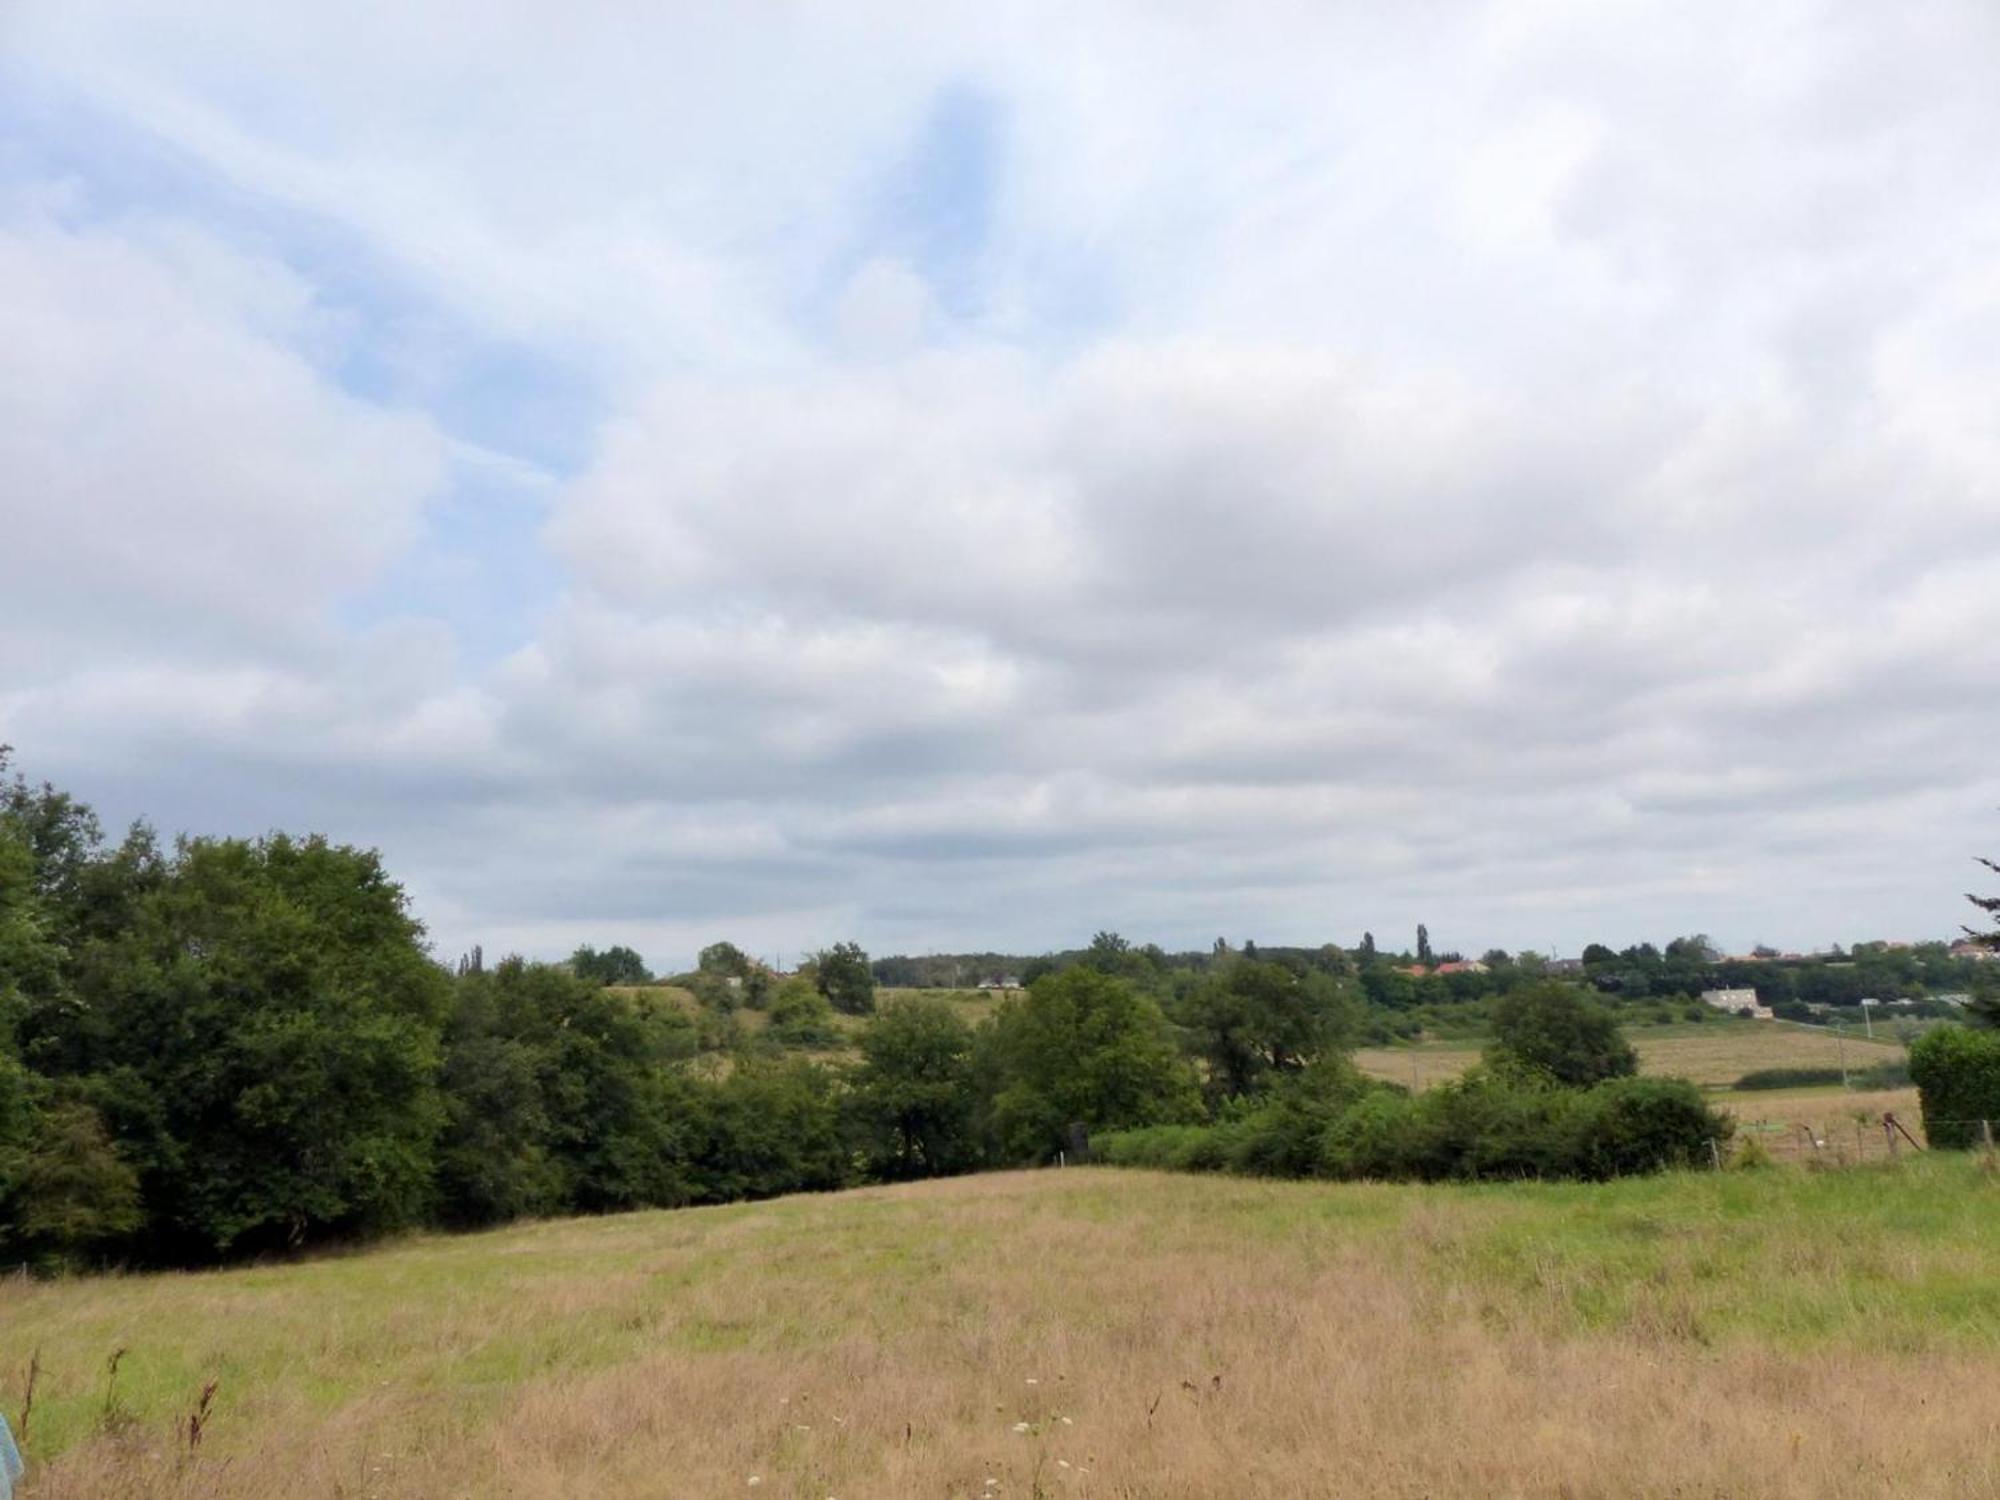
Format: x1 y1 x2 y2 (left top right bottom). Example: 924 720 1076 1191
1433 959 1489 976
1949 940 1996 961
1699 987 1773 1020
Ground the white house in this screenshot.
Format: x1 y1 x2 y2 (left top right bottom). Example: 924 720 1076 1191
1699 987 1773 1020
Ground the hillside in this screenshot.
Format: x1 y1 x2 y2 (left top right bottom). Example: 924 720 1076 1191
7 1162 2000 1497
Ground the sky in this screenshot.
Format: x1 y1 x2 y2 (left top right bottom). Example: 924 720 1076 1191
3 2 1999 971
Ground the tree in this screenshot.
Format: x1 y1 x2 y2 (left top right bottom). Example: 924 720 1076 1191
851 997 977 1178
29 833 452 1256
1359 932 1377 964
1177 961 1357 1100
0 1097 143 1267
814 941 876 1015
698 941 753 979
1965 852 2000 1027
569 944 652 986
983 967 1198 1161
1415 924 1433 966
1485 982 1637 1087
439 958 698 1223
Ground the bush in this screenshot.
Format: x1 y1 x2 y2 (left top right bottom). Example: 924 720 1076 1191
1219 1059 1373 1177
1099 1069 1731 1185
1909 1026 2000 1149
1732 1066 1847 1091
1567 1077 1729 1179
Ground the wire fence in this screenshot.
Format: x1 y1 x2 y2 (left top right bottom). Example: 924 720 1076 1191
1723 1110 1994 1167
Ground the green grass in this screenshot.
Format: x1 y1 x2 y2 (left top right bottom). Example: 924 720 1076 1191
9 1155 1999 1472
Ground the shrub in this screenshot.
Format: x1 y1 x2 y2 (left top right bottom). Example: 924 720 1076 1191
1732 1066 1846 1091
1567 1077 1730 1179
1220 1058 1373 1177
1101 1069 1727 1185
1909 1026 2000 1149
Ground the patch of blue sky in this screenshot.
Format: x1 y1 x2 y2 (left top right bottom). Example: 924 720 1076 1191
802 78 1118 353
4 71 588 658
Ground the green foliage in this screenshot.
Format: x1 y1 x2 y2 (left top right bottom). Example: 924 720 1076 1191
690 1059 854 1201
1730 1066 1845 1091
1909 1025 2000 1148
983 967 1199 1161
765 977 844 1047
1176 960 1358 1100
1486 982 1638 1086
437 959 697 1225
1731 1061 1910 1091
20 833 453 1255
568 944 652 986
1567 1077 1729 1179
850 997 977 1178
0 1096 143 1267
1215 1057 1373 1176
1100 1070 1731 1184
814 941 876 1015
698 941 753 979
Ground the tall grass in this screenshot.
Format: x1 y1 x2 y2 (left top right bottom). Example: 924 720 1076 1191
6 1161 1998 1497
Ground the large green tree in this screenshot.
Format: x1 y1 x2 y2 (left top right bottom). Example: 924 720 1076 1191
26 833 452 1256
983 967 1198 1161
1177 960 1357 1100
568 944 652 986
1485 982 1638 1087
442 958 699 1221
814 941 876 1015
851 996 978 1178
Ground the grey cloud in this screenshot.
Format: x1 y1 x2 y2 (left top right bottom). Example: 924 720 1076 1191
6 1 2000 963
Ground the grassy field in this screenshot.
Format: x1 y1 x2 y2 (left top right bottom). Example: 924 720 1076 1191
1355 1019 1906 1092
7 1161 2000 1498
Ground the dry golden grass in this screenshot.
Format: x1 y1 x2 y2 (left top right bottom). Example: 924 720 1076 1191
9 1164 2000 1498
1722 1086 1928 1163
1356 1020 1905 1092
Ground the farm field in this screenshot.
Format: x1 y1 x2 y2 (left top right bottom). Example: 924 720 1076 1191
1355 1019 1907 1092
7 1161 2000 1498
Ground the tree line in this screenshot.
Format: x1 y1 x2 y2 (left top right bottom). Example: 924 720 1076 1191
12 751 1993 1271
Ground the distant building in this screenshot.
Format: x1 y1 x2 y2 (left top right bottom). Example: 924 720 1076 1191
1949 940 1996 961
1699 987 1773 1020
1433 960 1489 975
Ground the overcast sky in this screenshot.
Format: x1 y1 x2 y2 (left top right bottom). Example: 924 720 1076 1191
4 3 1998 969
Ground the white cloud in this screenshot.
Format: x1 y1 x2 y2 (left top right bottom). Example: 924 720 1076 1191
0 213 447 669
4 1 2000 964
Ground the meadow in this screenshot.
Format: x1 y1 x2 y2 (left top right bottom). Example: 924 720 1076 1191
6 1158 2000 1498
1354 1017 1907 1092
